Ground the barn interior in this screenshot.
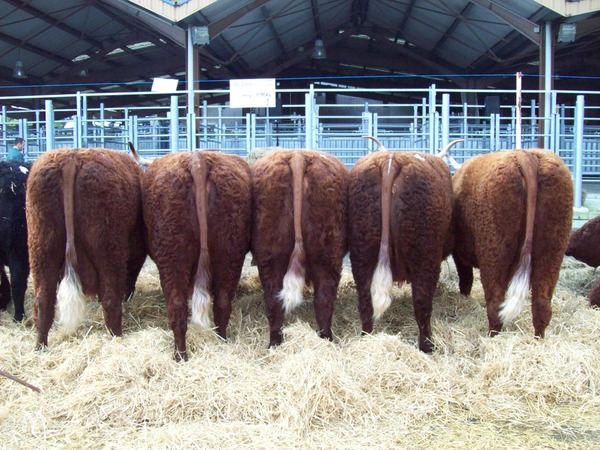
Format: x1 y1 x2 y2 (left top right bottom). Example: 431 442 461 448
1 0 600 111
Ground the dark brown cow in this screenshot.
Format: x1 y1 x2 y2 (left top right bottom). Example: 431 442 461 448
452 149 573 337
566 215 600 307
348 140 454 352
27 148 146 348
142 151 252 361
251 150 348 347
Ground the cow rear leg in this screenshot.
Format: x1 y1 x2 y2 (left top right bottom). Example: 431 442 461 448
99 289 123 338
213 287 233 340
411 271 440 353
480 273 508 337
453 256 474 296
350 262 375 333
9 252 29 322
167 290 189 361
264 284 285 347
531 278 557 338
0 267 10 310
34 283 58 349
312 268 340 341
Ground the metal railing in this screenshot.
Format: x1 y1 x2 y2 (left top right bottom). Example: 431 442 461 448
1 84 600 204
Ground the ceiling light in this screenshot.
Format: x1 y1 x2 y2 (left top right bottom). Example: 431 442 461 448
13 59 26 79
311 39 327 60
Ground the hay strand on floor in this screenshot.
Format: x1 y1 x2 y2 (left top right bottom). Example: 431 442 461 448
1 255 600 448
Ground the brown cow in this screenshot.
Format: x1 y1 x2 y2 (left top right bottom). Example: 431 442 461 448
348 139 454 352
566 215 600 307
452 149 573 337
141 151 252 361
27 148 146 349
251 150 348 347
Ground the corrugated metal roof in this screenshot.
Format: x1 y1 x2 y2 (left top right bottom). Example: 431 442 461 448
0 0 599 109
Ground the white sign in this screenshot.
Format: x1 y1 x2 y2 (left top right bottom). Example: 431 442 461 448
151 78 179 93
230 78 276 108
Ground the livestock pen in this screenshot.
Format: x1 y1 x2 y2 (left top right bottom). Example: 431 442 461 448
1 255 600 449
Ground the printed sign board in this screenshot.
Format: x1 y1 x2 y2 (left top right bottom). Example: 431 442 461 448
230 78 276 108
151 78 179 92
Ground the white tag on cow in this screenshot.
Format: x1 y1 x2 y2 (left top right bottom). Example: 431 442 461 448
19 166 29 174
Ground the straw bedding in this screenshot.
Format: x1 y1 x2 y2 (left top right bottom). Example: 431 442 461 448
2 255 600 449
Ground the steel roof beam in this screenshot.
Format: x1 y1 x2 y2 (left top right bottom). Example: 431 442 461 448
3 0 104 50
469 0 541 45
0 30 74 66
100 0 186 47
261 5 287 59
431 2 473 55
208 0 270 40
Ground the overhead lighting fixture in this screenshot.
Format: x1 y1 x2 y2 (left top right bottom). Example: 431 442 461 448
13 59 26 79
311 39 327 60
557 23 576 43
79 68 89 77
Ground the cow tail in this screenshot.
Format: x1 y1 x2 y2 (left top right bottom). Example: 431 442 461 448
278 152 307 315
499 151 538 323
56 158 86 334
189 153 212 329
371 153 396 319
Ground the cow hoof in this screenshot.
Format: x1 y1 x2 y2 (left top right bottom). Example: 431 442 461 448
318 330 333 341
419 338 434 353
268 331 283 348
13 313 25 323
35 343 49 352
174 350 188 362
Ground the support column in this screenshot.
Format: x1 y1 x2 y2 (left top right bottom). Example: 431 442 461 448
539 21 553 149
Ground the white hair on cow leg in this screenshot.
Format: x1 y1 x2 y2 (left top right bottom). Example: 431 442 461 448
278 270 305 315
499 253 531 323
191 277 213 330
371 248 393 319
57 261 86 334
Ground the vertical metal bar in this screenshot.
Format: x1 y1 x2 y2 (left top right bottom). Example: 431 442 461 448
442 93 450 150
82 94 88 147
542 21 552 150
45 99 55 152
202 100 208 146
170 95 179 153
530 99 536 144
305 92 313 149
187 27 195 118
187 112 196 151
246 113 251 154
100 102 106 148
516 72 522 149
251 113 257 150
428 84 436 153
574 95 585 210
490 114 496 151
